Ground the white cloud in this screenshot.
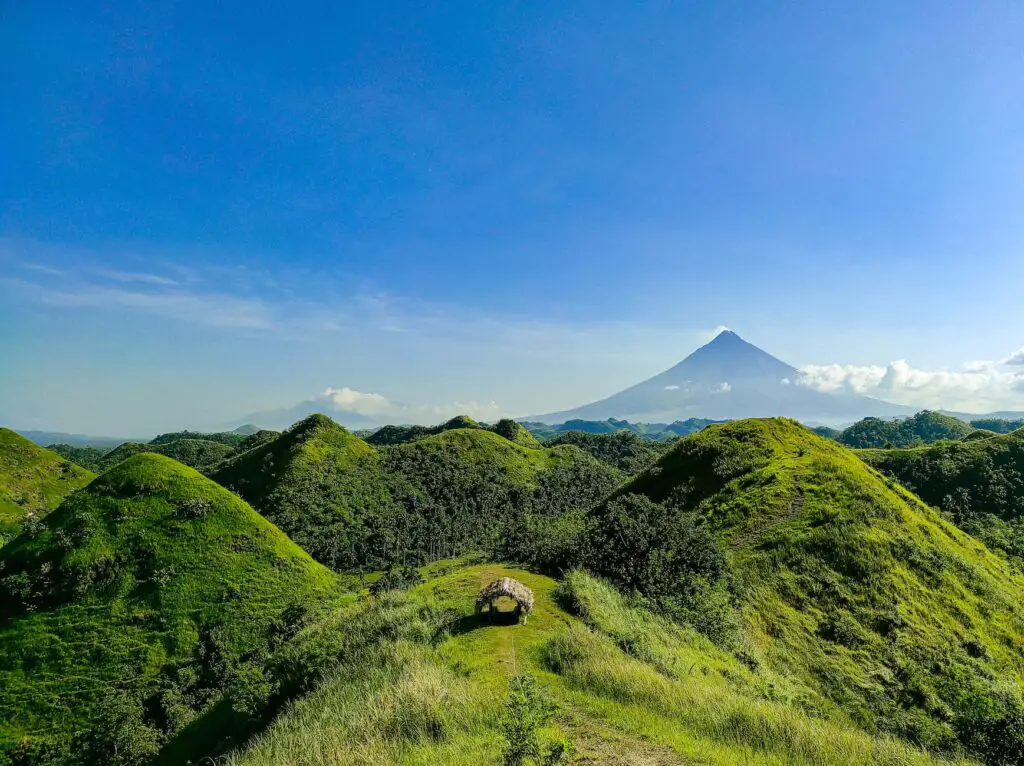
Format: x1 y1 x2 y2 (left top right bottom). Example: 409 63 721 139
318 387 395 416
1004 348 1024 366
313 386 503 425
712 382 732 394
664 384 680 390
798 360 1024 413
780 378 791 386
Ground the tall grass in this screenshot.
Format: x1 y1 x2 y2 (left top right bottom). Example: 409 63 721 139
229 564 976 766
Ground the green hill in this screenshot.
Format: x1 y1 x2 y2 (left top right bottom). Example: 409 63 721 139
45 443 107 472
149 429 251 447
544 429 672 474
970 418 1024 434
365 416 540 448
543 419 1024 762
0 453 338 763
839 411 973 448
0 429 94 542
225 562 968 766
859 429 1024 560
98 438 238 472
522 417 723 441
213 415 622 572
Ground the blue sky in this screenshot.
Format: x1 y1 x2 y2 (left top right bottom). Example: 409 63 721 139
3 1 1024 433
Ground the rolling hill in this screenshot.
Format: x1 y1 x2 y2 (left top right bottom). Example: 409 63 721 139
0 428 94 543
570 419 1024 761
530 330 912 425
859 428 1024 560
0 453 338 763
213 414 622 571
838 411 974 448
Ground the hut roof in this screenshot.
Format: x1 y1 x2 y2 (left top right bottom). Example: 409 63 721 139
476 576 534 614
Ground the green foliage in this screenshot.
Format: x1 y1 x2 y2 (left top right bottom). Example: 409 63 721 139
149 430 250 448
370 565 425 594
97 438 238 472
500 673 561 766
523 417 723 441
544 429 672 474
0 453 338 763
0 429 94 544
214 415 622 572
860 429 1024 560
970 419 1024 435
582 494 737 645
585 418 1024 762
839 411 973 449
46 444 107 472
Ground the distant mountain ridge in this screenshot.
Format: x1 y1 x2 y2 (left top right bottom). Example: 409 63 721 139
529 330 913 425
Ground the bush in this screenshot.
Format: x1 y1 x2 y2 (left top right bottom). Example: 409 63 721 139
501 673 565 766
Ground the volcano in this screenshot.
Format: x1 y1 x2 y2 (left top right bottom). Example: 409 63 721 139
529 330 911 425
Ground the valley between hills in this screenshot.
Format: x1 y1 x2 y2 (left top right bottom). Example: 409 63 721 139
2 409 1024 766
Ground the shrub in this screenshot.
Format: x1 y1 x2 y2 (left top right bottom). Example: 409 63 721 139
501 673 560 766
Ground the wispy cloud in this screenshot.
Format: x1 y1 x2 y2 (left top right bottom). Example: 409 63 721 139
1 277 274 330
97 269 179 286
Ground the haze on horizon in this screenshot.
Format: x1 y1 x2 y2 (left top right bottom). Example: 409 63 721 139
3 2 1024 434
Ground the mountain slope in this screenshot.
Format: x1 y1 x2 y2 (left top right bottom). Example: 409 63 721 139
531 330 911 424
584 419 1024 761
858 428 1024 559
0 453 337 763
0 428 94 542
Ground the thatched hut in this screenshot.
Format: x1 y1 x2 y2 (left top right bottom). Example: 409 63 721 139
475 577 534 623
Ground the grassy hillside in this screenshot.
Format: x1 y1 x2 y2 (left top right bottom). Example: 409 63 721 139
228 562 970 766
0 453 338 763
99 438 239 472
839 411 973 448
859 429 1024 560
366 417 541 448
540 419 1024 762
213 415 622 572
0 428 94 543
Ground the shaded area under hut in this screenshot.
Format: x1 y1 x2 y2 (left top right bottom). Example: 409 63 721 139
475 576 534 624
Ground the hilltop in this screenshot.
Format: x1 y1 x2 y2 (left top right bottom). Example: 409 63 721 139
0 453 338 763
521 419 1024 761
859 428 1024 560
213 414 621 571
366 416 540 448
838 411 974 448
50 429 280 473
0 428 94 542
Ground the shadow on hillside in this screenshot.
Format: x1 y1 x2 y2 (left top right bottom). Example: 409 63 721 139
433 608 520 644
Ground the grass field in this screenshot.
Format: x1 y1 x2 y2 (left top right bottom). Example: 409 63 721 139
230 561 972 766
